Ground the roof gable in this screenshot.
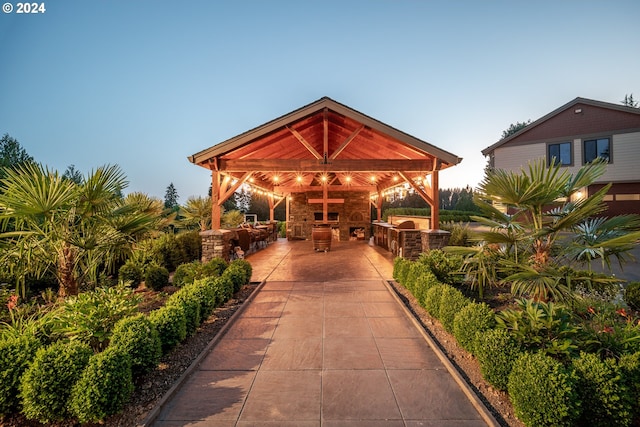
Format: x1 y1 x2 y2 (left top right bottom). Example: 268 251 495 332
190 97 461 193
482 97 640 155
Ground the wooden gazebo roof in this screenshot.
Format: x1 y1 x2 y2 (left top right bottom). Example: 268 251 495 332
189 97 462 228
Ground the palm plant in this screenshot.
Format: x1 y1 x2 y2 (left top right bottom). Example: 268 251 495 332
0 163 164 297
454 158 640 301
179 196 212 231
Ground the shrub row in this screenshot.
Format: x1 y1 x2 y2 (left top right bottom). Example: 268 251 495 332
2 257 253 423
393 255 640 427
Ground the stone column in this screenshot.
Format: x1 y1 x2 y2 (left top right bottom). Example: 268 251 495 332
200 229 236 262
421 229 451 252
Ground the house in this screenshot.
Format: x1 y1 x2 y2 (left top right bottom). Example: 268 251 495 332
482 97 640 215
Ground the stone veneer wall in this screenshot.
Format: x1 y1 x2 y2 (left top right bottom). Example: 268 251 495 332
421 230 451 252
200 229 236 262
288 190 371 241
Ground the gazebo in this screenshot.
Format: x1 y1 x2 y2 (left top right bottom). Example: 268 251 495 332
189 97 461 260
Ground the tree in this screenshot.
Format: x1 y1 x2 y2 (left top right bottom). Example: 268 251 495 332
234 186 251 213
0 134 33 180
179 196 212 231
0 163 164 297
501 120 531 140
164 183 179 210
622 94 638 108
62 164 83 184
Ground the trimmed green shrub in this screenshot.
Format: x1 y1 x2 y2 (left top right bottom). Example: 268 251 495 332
118 260 143 287
453 303 496 354
224 263 247 293
423 284 447 319
230 259 252 283
69 347 133 423
624 281 640 310
215 274 235 303
618 352 640 420
417 249 463 285
172 261 201 287
474 328 522 390
393 257 411 285
110 314 161 378
20 341 93 423
149 304 187 353
572 352 632 427
166 287 201 336
202 257 228 278
438 286 470 333
0 334 40 415
508 352 580 427
413 271 440 307
403 262 426 295
145 264 170 291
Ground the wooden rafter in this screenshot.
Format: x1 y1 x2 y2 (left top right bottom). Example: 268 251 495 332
286 126 322 159
218 171 252 206
330 124 364 160
398 171 434 206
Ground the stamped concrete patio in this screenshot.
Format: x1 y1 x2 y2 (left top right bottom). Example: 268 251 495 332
146 239 499 426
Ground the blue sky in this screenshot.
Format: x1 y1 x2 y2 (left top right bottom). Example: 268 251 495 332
1 1 638 202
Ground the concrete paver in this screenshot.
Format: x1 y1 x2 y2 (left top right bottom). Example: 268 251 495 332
147 239 498 426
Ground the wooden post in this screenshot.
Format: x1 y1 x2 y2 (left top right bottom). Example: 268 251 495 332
211 171 221 229
430 170 439 230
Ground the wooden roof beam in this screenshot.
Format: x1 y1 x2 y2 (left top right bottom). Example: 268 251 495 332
219 158 435 172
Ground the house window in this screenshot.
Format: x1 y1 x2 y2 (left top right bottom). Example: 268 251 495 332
548 142 572 166
583 138 611 163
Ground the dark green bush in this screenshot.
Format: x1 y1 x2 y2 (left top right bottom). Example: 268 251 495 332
69 347 133 423
202 257 228 278
474 328 522 390
148 304 187 354
438 285 470 333
453 303 495 354
151 233 184 271
572 352 632 427
214 275 235 303
230 259 252 284
417 249 463 285
423 284 447 319
413 271 440 307
618 352 640 420
508 352 580 427
110 314 161 378
166 287 201 336
224 264 247 293
175 230 202 263
145 264 170 291
393 257 411 285
624 281 640 310
20 341 93 423
172 261 201 287
0 334 40 415
118 260 143 287
191 277 220 318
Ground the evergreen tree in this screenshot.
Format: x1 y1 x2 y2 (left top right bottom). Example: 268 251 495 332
63 164 83 184
501 120 531 139
622 94 638 108
0 133 33 180
164 183 179 210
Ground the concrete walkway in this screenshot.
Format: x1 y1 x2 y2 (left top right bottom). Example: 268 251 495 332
146 239 498 427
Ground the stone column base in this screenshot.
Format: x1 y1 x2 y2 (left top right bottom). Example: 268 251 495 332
200 229 237 262
421 229 451 252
